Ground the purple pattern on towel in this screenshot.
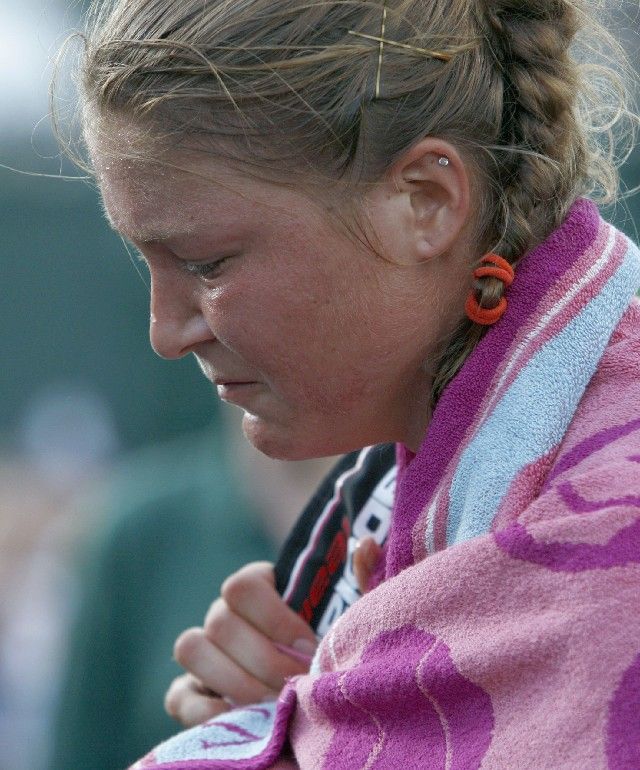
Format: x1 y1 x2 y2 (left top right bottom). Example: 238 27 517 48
135 689 297 770
545 418 640 486
200 721 262 749
558 480 640 513
606 653 640 769
494 513 640 572
314 625 493 769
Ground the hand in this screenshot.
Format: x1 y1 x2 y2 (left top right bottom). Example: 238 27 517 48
165 561 317 727
353 537 382 595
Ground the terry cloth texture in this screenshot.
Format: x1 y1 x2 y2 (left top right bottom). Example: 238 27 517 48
130 199 640 770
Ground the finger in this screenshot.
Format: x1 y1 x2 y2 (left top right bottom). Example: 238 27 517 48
353 537 382 595
164 673 231 728
219 562 317 648
174 627 280 705
204 603 312 691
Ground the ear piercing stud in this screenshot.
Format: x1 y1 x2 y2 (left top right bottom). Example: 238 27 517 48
438 156 450 166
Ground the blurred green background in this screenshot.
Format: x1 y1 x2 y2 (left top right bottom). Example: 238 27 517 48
1 143 215 453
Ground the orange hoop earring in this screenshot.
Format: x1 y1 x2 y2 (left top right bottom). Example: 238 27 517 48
465 253 515 326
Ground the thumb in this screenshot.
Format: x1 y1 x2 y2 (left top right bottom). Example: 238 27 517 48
353 537 382 595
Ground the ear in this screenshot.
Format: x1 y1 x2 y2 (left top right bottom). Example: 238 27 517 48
366 138 471 265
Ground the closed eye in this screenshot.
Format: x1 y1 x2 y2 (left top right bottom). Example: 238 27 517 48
130 243 237 281
181 255 235 280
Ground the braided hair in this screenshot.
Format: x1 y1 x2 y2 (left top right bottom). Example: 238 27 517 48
429 0 631 402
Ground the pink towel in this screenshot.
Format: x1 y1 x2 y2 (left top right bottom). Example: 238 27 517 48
131 200 640 769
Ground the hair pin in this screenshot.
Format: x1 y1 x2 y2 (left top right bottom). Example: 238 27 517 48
347 1 454 99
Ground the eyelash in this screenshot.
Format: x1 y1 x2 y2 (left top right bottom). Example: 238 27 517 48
133 250 235 280
181 256 233 280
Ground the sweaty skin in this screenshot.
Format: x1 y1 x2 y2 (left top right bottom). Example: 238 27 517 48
88 131 475 460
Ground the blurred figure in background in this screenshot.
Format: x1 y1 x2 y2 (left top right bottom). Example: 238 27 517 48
0 384 118 770
46 406 331 770
0 2 256 768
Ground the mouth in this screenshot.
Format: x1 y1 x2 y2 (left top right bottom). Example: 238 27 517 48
214 376 259 388
214 380 262 404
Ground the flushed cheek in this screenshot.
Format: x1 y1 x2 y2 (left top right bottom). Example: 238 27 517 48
207 255 330 331
262 326 383 420
207 287 370 410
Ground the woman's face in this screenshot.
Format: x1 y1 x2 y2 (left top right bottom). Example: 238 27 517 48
92 142 464 459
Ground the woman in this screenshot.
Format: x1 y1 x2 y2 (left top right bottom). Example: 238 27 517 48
67 0 640 767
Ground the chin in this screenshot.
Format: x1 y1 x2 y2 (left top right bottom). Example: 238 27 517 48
241 413 344 461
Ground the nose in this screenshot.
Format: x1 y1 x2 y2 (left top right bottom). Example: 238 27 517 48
148 269 214 359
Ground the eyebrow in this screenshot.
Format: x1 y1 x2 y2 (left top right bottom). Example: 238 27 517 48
100 202 188 244
125 230 185 245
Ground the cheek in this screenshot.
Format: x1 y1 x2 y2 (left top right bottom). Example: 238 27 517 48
209 271 369 401
202 230 417 409
210 251 353 348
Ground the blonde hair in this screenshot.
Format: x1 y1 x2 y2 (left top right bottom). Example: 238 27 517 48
69 0 638 406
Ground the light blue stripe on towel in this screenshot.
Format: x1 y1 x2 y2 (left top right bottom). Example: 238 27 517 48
444 238 640 548
153 702 278 763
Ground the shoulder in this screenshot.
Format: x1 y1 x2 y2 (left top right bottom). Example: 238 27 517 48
600 295 640 370
492 298 640 570
540 296 640 506
571 295 640 432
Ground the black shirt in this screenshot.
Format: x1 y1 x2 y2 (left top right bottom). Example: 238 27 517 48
274 444 396 636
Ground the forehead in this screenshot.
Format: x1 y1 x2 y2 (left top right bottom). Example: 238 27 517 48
85 116 348 245
91 149 239 242
86 119 271 241
90 149 330 250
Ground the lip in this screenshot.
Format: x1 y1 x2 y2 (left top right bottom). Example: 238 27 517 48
214 378 256 387
215 381 261 404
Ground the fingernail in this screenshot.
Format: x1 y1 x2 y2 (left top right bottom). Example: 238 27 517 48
292 638 318 656
274 640 316 665
359 538 381 567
